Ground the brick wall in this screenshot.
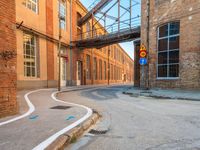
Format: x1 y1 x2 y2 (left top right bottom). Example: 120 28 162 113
0 0 18 117
46 0 55 87
141 0 200 89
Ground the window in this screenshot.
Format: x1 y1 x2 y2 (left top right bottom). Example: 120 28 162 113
23 33 37 77
111 64 113 80
157 22 180 78
99 60 102 80
93 57 97 80
22 0 38 13
104 61 107 80
59 1 66 30
77 12 82 26
86 55 91 79
86 22 91 38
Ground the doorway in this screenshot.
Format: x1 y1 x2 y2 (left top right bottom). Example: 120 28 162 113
77 61 82 85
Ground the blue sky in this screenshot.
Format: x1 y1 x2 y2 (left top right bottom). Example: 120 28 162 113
80 0 141 60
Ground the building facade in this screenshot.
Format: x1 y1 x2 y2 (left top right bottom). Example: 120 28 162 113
76 1 134 85
139 0 200 89
0 0 18 117
15 0 134 90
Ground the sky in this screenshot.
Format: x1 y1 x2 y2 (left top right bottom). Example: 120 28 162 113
80 0 141 60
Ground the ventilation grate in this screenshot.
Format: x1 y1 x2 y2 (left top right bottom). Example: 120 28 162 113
89 129 108 135
50 105 71 110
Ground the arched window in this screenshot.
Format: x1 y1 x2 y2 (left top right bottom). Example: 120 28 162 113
157 22 180 78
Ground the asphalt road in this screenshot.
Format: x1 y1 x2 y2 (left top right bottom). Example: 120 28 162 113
61 85 200 150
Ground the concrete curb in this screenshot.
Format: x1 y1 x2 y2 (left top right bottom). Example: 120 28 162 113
45 111 101 150
123 91 200 101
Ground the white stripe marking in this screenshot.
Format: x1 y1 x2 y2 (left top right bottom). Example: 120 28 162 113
0 89 50 127
32 91 93 150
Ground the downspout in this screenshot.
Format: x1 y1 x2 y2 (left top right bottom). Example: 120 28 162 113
146 0 150 89
70 0 73 85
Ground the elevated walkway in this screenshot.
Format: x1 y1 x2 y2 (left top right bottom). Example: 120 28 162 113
75 26 140 48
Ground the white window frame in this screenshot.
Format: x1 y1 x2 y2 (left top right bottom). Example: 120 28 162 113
157 22 180 80
23 0 38 13
59 1 66 30
23 33 37 78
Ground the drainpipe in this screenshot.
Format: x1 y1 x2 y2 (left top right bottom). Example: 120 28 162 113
58 0 62 91
70 0 73 86
146 0 150 89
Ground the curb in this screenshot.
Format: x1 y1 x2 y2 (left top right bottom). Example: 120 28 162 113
123 91 200 101
45 111 101 150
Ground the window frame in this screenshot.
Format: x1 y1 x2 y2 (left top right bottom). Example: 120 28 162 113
157 21 180 80
58 1 66 30
86 55 91 80
23 0 38 13
23 33 37 78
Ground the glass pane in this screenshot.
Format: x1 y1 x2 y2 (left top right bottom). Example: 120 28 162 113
169 64 179 77
169 36 179 50
27 0 31 9
170 22 180 35
31 47 35 56
169 50 179 63
32 3 36 12
32 67 35 77
158 38 168 51
159 24 168 38
26 45 31 55
26 62 31 66
158 52 167 64
158 65 167 77
27 67 31 76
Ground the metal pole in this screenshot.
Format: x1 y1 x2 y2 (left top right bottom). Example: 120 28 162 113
130 0 132 29
70 0 73 86
108 48 110 85
92 13 94 38
146 0 150 89
58 0 61 91
104 16 106 35
118 0 120 32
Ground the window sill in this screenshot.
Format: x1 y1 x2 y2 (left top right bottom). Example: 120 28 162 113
156 77 180 80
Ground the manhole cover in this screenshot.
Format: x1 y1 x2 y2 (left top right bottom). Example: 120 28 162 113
89 129 108 135
50 105 71 110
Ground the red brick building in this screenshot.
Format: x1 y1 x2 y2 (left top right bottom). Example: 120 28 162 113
137 0 200 89
0 0 18 117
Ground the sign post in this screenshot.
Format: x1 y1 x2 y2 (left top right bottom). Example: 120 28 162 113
139 44 147 88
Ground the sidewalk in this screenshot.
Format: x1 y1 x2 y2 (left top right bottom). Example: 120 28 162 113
124 87 200 101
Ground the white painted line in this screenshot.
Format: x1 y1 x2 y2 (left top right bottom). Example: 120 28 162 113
0 90 36 126
32 91 93 150
0 89 53 127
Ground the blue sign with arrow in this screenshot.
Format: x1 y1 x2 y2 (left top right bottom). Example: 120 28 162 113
139 58 147 65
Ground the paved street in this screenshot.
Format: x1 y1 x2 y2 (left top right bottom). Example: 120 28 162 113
0 89 87 150
60 85 200 150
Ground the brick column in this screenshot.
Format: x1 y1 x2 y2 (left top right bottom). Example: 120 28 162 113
46 0 55 87
0 0 18 118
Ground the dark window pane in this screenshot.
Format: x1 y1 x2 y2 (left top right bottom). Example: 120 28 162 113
159 24 168 37
170 22 180 35
169 51 179 63
27 67 31 77
158 38 168 51
32 68 36 77
169 36 179 50
158 52 168 64
169 64 179 77
158 65 167 77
